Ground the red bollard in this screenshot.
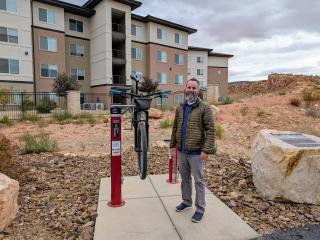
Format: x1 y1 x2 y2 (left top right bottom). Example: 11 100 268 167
108 106 125 207
167 145 179 184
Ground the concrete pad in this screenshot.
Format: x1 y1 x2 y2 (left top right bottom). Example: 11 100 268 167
149 174 212 197
161 195 260 240
95 198 180 240
98 176 157 202
94 175 260 240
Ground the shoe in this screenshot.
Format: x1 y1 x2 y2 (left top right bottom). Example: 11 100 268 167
191 211 204 223
175 203 191 212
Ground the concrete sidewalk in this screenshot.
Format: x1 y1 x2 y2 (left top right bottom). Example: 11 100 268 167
94 174 260 240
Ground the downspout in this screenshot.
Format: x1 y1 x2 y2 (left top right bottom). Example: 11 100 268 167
30 0 36 96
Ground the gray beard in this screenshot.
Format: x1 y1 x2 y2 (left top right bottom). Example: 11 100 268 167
185 92 198 103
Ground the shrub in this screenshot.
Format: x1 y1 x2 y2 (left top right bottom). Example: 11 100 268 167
240 105 249 116
278 90 286 95
0 134 12 172
52 111 73 122
22 99 34 112
256 108 265 117
306 106 320 118
20 133 58 154
20 112 39 122
0 116 14 126
159 119 173 129
138 77 159 93
302 88 320 102
220 96 233 105
36 97 56 113
289 97 301 107
215 123 223 139
52 73 80 96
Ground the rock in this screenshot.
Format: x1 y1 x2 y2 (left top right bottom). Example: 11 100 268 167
148 108 162 119
229 191 239 199
77 221 94 240
251 129 320 204
0 173 19 232
238 179 247 189
257 202 270 212
210 105 220 116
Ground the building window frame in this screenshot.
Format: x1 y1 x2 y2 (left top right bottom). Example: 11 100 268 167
197 56 204 63
71 68 85 81
39 8 56 25
156 72 167 84
69 18 84 33
0 0 17 13
39 36 57 52
175 54 184 65
0 26 18 44
0 58 19 74
40 63 58 78
131 24 143 37
131 47 142 60
156 51 167 63
197 68 204 75
157 28 168 41
174 74 184 85
69 43 84 57
175 33 184 45
174 94 184 104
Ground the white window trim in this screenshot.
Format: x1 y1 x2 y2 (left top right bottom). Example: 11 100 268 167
70 68 85 81
131 24 143 37
175 33 184 45
38 8 56 25
174 74 184 85
69 43 84 57
0 58 19 75
40 63 58 78
156 51 167 63
174 95 184 104
175 54 184 65
68 18 84 33
157 28 168 41
197 69 204 75
39 36 57 52
132 47 142 60
0 26 18 44
197 56 204 63
157 72 167 84
0 0 17 13
157 96 168 105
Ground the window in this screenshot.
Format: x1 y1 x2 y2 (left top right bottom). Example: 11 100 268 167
157 72 167 84
69 44 84 56
0 0 17 13
39 8 55 24
131 48 142 60
175 33 184 44
157 28 167 41
71 68 85 81
199 81 206 88
188 68 191 75
197 69 204 75
174 95 184 104
0 58 19 74
39 36 57 52
131 24 143 37
157 96 168 105
156 51 167 63
69 19 83 33
40 64 57 78
0 26 18 43
175 54 184 65
174 75 184 85
197 56 204 63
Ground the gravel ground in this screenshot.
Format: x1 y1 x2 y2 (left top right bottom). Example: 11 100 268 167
1 144 319 240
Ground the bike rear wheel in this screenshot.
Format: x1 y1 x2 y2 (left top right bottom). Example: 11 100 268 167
137 123 148 179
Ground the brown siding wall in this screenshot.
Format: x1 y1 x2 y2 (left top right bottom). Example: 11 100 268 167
147 43 187 104
207 66 228 97
33 28 66 92
65 36 91 93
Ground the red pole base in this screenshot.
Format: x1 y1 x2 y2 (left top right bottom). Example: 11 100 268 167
166 179 180 184
107 200 125 207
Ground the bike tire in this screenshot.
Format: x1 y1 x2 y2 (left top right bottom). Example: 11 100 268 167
137 123 148 179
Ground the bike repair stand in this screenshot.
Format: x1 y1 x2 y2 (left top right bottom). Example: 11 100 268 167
108 105 125 207
167 144 180 184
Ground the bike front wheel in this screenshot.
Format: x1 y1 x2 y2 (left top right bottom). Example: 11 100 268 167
137 123 148 179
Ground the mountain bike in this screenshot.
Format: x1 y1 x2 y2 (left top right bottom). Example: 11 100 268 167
110 74 170 179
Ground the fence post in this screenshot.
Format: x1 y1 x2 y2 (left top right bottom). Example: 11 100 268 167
21 92 24 112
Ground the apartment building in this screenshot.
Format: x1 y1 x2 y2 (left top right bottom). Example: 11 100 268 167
0 0 233 106
0 0 33 92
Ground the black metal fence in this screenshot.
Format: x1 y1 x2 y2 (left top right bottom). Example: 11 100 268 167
0 92 67 120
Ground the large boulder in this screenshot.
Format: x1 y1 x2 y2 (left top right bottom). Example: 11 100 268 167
148 108 162 119
0 173 19 232
251 129 320 205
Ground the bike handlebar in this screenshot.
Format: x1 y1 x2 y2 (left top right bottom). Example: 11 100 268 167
109 89 171 98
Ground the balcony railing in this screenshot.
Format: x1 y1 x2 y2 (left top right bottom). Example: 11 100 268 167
112 49 125 59
112 23 125 34
112 75 126 85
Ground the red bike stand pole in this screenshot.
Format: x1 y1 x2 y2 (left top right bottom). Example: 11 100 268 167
167 145 180 184
108 106 125 207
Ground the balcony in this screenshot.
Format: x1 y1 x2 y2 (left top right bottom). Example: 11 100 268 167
112 23 125 42
112 49 126 65
112 75 126 86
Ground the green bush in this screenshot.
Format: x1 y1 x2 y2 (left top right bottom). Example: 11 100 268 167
303 88 320 102
215 123 223 139
36 97 56 113
20 133 58 154
306 106 320 118
159 119 173 129
0 116 14 126
0 134 12 172
22 99 34 111
220 96 233 105
256 108 265 117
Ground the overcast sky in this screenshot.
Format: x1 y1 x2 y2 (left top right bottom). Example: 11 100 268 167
67 0 320 82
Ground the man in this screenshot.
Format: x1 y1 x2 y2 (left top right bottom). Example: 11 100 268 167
170 78 215 223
